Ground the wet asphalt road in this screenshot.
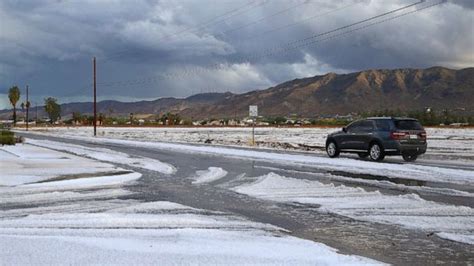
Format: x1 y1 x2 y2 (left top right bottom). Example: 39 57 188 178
20 133 474 265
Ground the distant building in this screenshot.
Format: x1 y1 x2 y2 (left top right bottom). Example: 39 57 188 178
208 120 222 126
0 120 13 128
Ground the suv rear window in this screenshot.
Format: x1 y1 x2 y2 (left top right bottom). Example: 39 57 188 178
394 120 423 130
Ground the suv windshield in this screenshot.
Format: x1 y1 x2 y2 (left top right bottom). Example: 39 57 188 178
394 120 423 130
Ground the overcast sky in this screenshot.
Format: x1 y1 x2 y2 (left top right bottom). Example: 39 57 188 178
0 0 472 109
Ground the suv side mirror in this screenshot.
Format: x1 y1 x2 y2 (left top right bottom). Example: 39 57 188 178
342 127 347 133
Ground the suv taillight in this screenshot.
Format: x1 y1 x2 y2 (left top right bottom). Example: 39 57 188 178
390 131 408 140
419 131 427 140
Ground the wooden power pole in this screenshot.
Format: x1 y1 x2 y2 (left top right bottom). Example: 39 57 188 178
26 85 29 131
93 57 97 136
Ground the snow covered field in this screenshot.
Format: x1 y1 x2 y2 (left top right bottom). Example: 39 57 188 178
26 126 474 161
26 138 176 175
0 143 124 186
0 142 381 264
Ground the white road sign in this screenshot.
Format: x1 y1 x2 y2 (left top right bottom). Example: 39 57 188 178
249 105 258 117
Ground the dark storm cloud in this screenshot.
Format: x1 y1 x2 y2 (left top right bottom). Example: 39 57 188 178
0 0 472 108
451 0 474 9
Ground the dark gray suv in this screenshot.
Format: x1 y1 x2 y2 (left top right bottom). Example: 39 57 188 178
325 117 427 162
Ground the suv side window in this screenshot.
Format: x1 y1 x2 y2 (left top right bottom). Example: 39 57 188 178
374 120 391 131
346 121 362 132
358 120 375 132
347 120 373 133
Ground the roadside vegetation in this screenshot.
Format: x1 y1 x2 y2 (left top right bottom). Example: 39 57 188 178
44 97 61 124
360 109 474 127
8 86 20 126
0 129 15 145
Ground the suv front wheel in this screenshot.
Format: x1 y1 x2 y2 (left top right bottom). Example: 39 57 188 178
369 143 385 161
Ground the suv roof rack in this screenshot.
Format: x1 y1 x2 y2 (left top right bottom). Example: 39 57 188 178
393 117 417 120
366 117 393 120
366 117 417 120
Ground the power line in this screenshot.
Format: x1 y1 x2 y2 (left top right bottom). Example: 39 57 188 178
102 1 360 63
102 1 267 63
241 1 362 43
98 0 439 88
165 1 263 38
178 0 267 38
245 0 446 63
216 0 311 37
98 2 369 86
242 0 425 61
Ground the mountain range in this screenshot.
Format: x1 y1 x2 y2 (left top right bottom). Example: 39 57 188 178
1 66 473 120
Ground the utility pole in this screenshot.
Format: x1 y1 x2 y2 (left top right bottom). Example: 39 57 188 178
26 85 29 131
249 105 258 146
252 120 255 146
93 57 97 136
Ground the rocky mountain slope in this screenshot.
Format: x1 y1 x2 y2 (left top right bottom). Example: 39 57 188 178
183 66 473 118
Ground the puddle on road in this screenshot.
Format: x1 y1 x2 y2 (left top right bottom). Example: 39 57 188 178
254 164 473 196
27 170 134 184
329 171 427 187
329 170 474 195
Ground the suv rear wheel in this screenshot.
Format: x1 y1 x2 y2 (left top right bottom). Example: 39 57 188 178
369 143 385 161
402 154 418 162
326 141 340 158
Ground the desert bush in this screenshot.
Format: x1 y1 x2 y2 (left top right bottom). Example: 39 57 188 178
0 130 15 145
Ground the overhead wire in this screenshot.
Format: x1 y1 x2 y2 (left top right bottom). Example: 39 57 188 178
97 1 364 86
240 0 362 43
180 0 268 38
20 1 268 98
215 0 311 37
241 0 425 61
244 0 446 63
102 0 267 63
98 0 440 88
166 0 266 39
98 1 362 88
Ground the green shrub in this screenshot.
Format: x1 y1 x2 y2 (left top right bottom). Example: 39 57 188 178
0 130 13 137
0 130 15 145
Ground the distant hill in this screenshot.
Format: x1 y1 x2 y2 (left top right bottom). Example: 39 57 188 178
58 92 235 118
182 66 473 119
1 67 473 120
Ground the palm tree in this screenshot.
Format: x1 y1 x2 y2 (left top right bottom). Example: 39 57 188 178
8 86 20 125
